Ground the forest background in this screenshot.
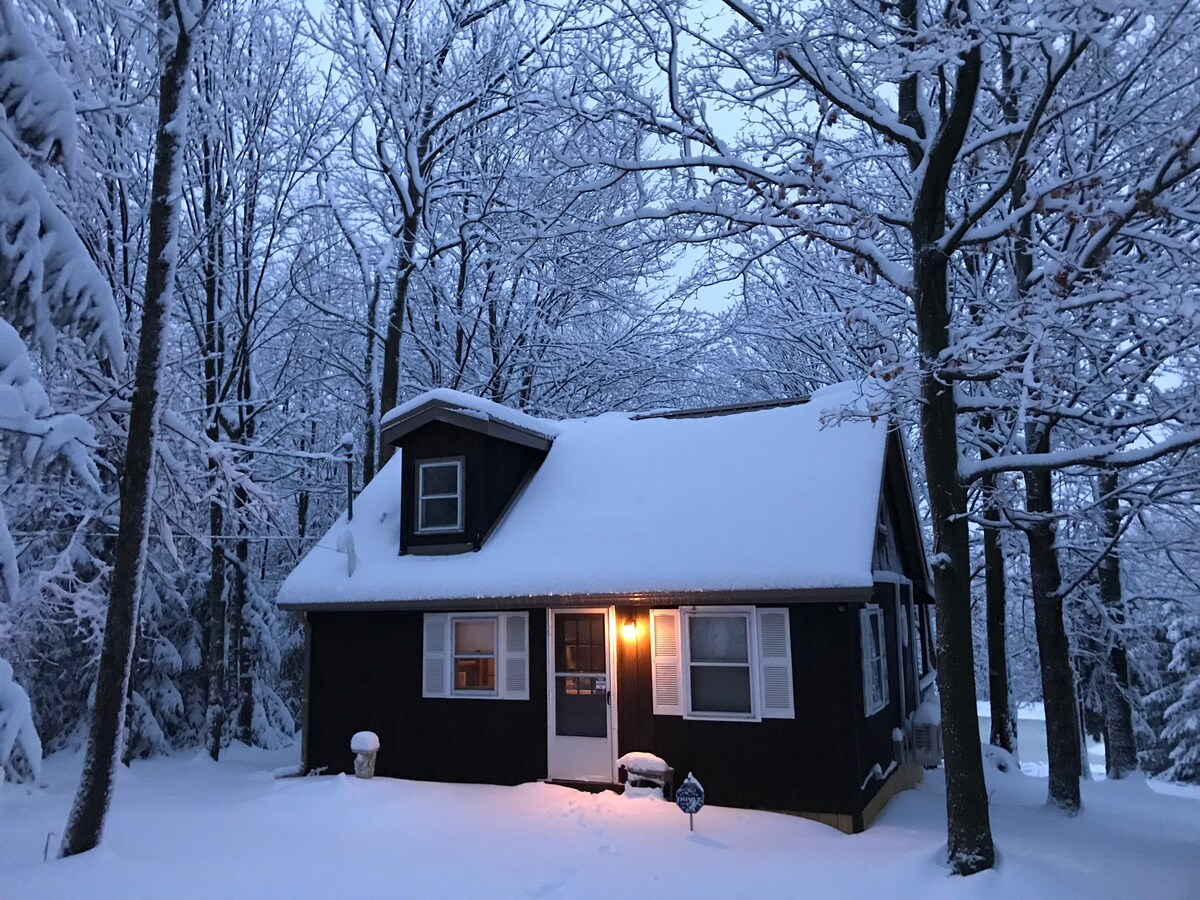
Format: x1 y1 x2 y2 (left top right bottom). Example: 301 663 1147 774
2 0 1200 870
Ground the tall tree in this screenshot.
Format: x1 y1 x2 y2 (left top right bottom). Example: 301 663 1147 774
554 0 1200 865
60 0 204 857
1096 472 1137 778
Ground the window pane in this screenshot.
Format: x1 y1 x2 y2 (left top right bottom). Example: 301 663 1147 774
555 613 605 673
555 676 606 737
689 615 749 664
421 497 459 529
422 463 459 496
690 665 752 714
455 619 495 655
455 657 495 691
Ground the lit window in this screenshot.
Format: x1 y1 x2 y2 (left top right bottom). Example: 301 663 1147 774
417 459 463 533
651 607 793 721
422 612 529 701
453 617 496 693
684 610 754 718
860 606 889 716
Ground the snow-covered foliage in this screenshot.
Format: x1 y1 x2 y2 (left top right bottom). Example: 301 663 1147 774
0 0 122 366
0 0 76 162
1150 611 1200 783
0 0 125 692
0 0 1195 840
0 655 41 784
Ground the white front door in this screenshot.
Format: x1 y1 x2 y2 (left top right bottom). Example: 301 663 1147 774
548 609 615 782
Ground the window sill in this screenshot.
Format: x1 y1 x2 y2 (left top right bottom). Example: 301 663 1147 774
682 711 761 724
404 542 475 556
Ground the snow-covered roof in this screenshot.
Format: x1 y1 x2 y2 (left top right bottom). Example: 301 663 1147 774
380 387 559 447
277 381 891 608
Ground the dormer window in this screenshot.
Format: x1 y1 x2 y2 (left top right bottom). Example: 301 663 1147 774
417 458 464 533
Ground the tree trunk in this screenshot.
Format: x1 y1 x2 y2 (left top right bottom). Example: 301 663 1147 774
362 273 380 484
1023 426 1082 812
204 498 226 760
905 0 994 873
1097 470 1137 778
976 407 1016 757
233 485 254 742
917 260 995 873
60 2 195 857
983 491 1017 755
200 74 227 762
378 212 418 468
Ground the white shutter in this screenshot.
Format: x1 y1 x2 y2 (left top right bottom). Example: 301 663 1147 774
650 608 683 715
500 612 529 700
422 613 449 697
756 608 794 719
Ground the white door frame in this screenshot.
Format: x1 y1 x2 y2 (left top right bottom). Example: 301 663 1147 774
546 607 619 783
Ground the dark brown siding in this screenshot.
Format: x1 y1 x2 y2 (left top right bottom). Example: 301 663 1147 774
615 604 861 818
397 420 545 553
306 609 547 784
854 583 905 820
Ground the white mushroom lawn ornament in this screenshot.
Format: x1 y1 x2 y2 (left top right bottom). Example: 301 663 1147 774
351 731 379 778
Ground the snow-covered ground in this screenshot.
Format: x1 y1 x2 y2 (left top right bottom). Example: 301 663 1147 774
975 701 1112 779
2 721 1198 899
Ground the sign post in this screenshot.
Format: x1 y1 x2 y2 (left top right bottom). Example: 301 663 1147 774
674 772 705 832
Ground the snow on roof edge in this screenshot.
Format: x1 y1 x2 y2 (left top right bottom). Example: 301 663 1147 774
379 388 564 439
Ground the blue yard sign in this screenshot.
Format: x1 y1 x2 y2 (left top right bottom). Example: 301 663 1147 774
675 772 705 831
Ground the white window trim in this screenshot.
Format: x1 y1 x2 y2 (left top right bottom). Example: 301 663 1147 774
681 606 760 723
451 613 500 698
861 605 889 717
416 458 464 534
422 611 529 700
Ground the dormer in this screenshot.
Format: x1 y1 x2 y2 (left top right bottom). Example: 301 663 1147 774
380 391 555 555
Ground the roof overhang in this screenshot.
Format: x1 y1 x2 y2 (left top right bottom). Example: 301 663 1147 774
380 399 554 451
632 395 811 421
279 585 873 613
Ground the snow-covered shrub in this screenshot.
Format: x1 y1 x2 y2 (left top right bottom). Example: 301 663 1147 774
1136 625 1176 778
0 655 41 783
1154 612 1200 783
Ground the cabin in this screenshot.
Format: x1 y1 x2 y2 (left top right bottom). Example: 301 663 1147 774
276 382 939 833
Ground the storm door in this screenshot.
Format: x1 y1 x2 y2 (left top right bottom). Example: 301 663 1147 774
548 610 614 782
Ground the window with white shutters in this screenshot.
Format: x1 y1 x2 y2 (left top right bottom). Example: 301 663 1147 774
685 610 755 719
650 606 794 722
422 611 528 700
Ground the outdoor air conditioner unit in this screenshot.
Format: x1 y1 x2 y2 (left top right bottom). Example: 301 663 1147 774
912 692 943 768
913 718 943 768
